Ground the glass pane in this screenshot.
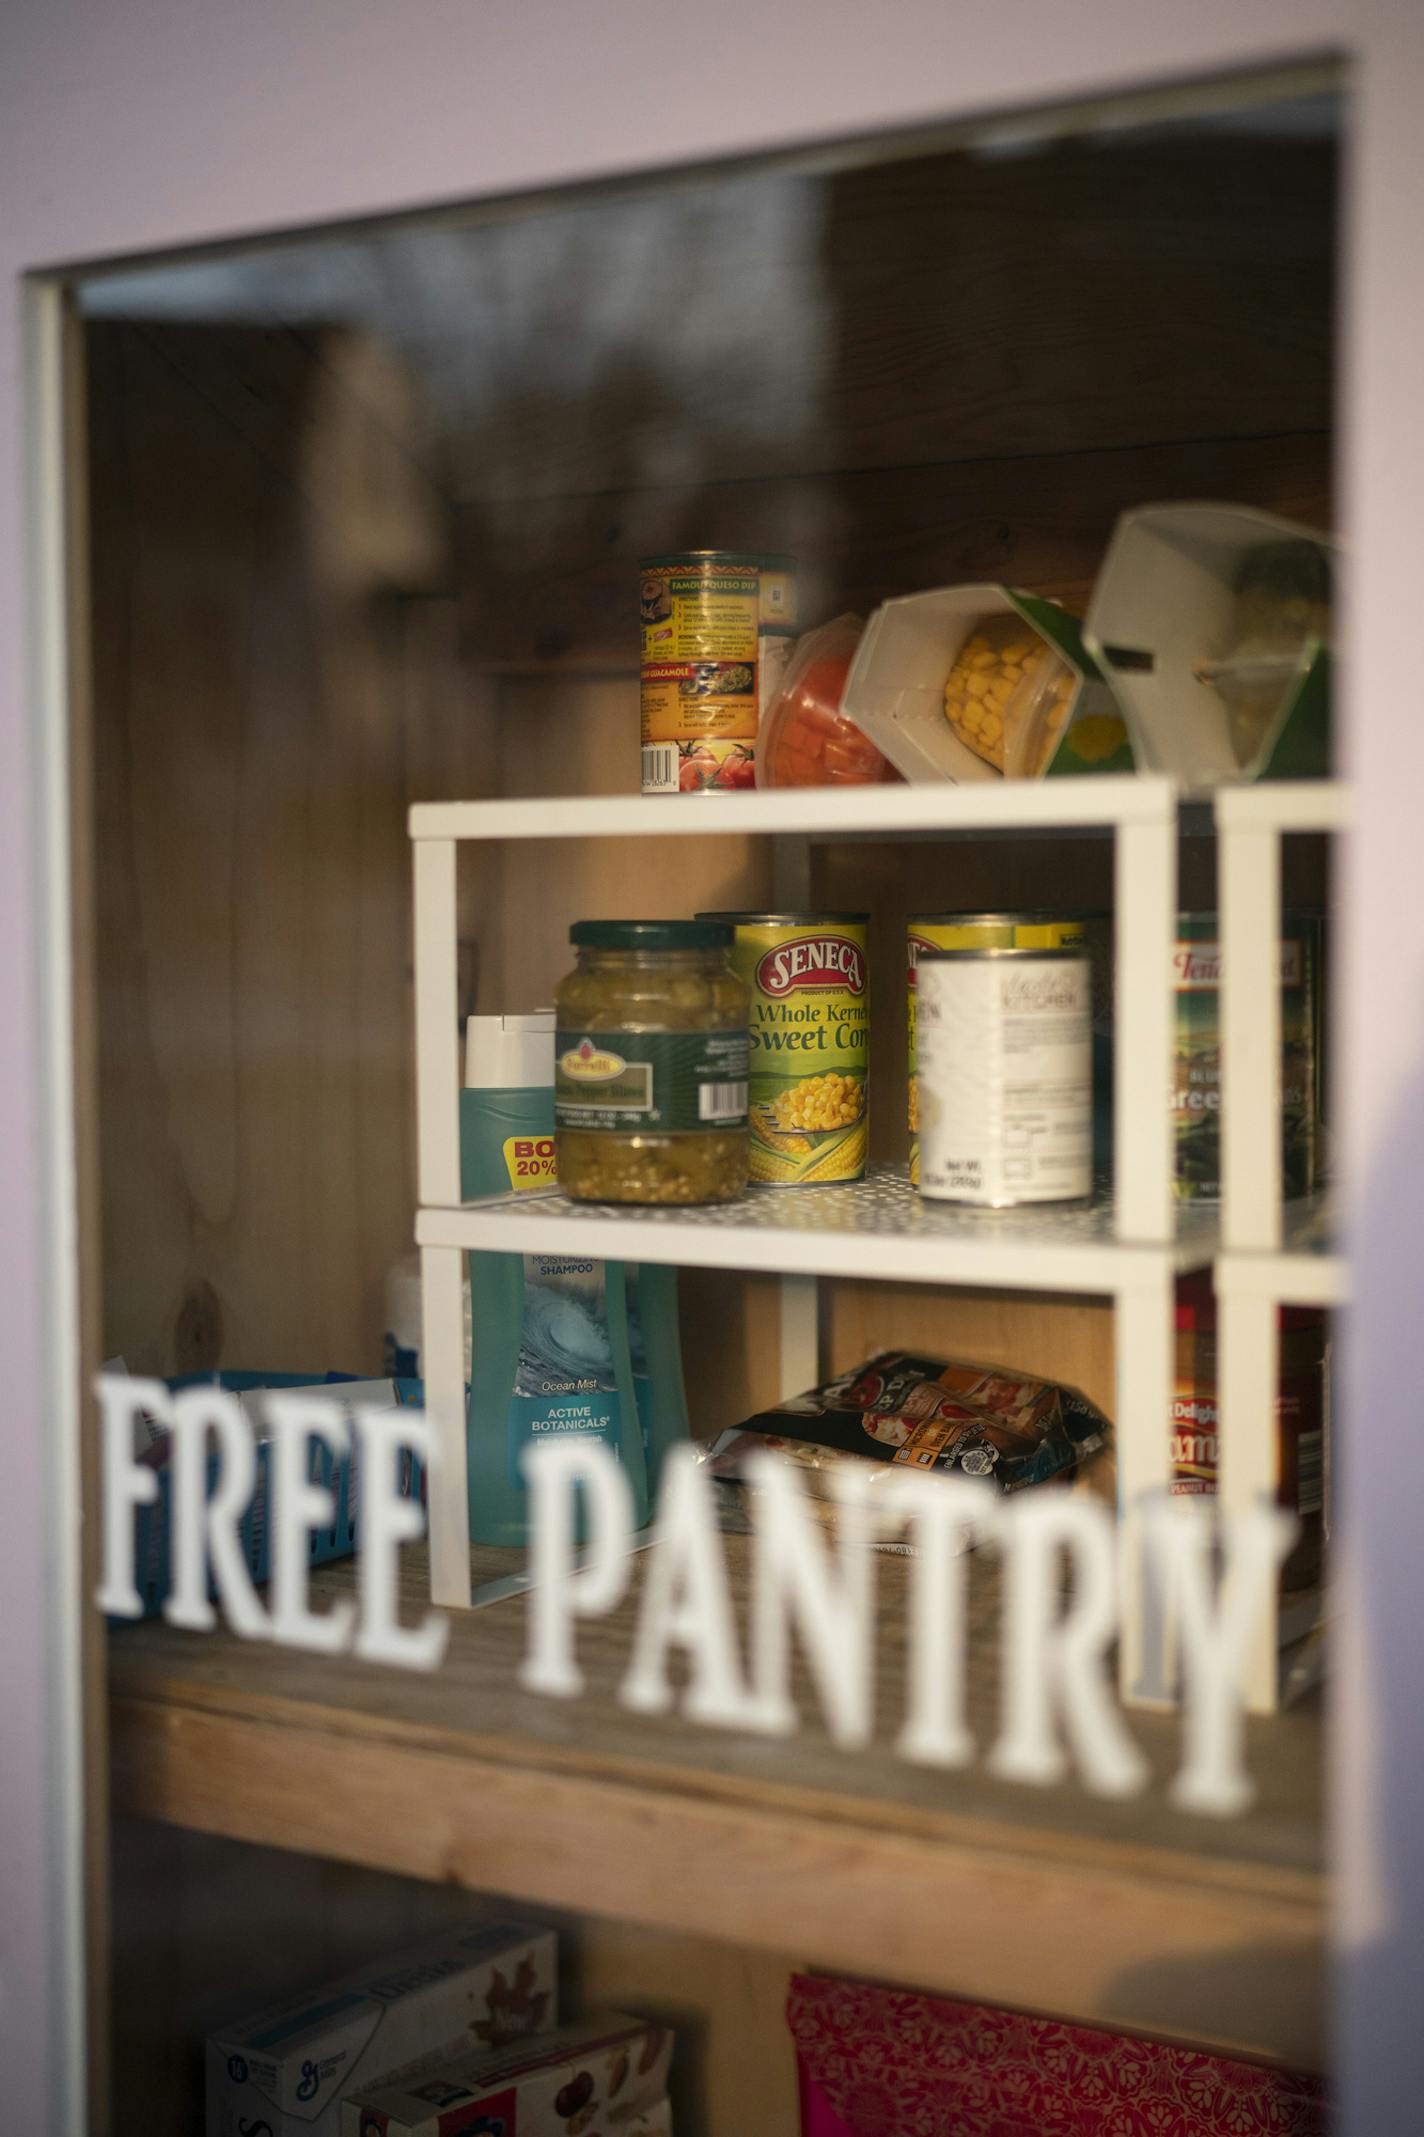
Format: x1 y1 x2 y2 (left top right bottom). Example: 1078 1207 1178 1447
77 68 1339 2137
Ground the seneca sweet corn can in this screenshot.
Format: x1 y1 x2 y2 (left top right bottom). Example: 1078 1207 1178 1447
698 912 868 1184
1172 911 1321 1201
907 912 1093 1184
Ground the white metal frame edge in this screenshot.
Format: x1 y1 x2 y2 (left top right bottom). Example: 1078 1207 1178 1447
1219 782 1347 1253
20 276 88 2137
1215 781 1346 1709
414 1196 1209 1290
0 0 1413 2114
1216 1240 1346 1715
407 773 1180 845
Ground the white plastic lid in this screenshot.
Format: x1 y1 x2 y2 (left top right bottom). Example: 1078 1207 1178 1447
465 1011 555 1089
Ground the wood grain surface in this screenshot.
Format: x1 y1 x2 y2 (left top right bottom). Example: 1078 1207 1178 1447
456 431 1330 672
110 1536 1324 2069
440 132 1333 507
87 322 483 1380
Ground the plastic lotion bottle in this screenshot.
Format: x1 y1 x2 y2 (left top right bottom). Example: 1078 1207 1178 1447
462 1014 688 1544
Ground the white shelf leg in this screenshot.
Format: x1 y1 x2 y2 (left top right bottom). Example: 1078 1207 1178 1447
1218 1273 1280 1714
770 835 822 1401
778 1274 821 1400
1221 820 1282 1251
1114 813 1177 1243
1116 1264 1175 1704
421 1242 472 1609
414 836 462 1211
772 831 812 911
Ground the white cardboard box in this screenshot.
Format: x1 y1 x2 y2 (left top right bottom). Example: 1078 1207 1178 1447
340 2010 673 2136
207 1922 557 2137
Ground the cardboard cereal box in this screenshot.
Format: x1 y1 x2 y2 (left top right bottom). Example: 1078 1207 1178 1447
341 2010 673 2136
207 1921 556 2137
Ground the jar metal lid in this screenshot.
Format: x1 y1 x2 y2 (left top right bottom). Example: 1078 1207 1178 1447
909 910 1098 927
570 919 733 951
639 551 795 571
697 910 869 926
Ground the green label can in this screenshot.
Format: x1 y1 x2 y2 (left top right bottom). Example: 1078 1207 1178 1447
1172 912 1321 1201
699 912 868 1184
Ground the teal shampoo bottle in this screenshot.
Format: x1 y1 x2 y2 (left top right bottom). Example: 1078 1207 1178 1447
461 1014 688 1544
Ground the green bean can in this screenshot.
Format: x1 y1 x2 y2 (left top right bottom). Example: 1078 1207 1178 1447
1172 911 1321 1201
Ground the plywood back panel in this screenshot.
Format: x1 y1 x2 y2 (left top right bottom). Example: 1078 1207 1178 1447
480 675 773 1002
88 322 482 1376
828 1281 1115 1420
439 130 1333 511
460 432 1329 671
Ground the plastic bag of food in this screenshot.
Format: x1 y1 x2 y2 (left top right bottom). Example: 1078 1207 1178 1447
705 1349 1110 1545
757 615 899 787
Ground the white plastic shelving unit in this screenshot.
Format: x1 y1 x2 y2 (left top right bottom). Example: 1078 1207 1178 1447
416 1166 1220 1290
1216 780 1349 1711
408 772 1341 1711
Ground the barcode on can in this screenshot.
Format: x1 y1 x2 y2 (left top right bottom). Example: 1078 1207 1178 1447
1296 1428 1324 1515
642 745 678 794
699 1081 748 1122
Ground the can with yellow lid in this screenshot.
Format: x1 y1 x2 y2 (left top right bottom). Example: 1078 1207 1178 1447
698 911 868 1184
907 912 1095 1184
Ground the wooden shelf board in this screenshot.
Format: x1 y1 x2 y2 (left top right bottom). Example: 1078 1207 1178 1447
109 1539 1324 2068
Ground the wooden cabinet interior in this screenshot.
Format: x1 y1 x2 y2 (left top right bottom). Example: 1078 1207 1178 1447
87 117 1332 1384
111 1817 800 2135
85 95 1334 2134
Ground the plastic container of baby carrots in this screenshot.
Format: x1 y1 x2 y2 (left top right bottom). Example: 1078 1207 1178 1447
756 615 900 788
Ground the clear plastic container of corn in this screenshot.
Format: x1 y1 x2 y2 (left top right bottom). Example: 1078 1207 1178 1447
942 614 1077 777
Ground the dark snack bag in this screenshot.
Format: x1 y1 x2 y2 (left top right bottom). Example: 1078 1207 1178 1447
706 1350 1108 1531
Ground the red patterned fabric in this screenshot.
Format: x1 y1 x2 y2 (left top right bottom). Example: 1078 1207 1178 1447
786 1975 1326 2137
800 2058 858 2136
